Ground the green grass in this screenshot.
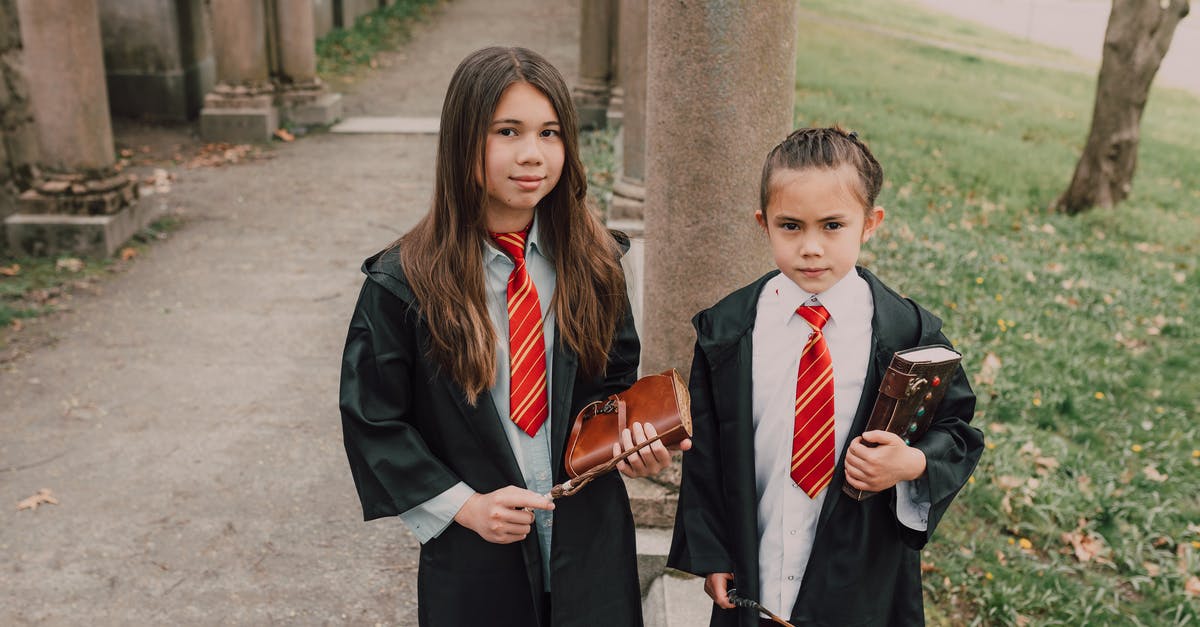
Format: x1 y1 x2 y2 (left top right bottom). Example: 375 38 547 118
793 0 1200 623
580 127 618 220
316 0 440 80
0 216 182 343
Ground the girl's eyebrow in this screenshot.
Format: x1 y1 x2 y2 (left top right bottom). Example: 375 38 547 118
490 118 561 126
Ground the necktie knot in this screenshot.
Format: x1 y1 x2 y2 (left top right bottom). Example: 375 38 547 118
490 228 529 262
797 304 830 331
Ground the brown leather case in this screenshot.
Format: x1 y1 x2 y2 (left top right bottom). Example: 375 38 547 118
843 345 962 501
563 369 693 479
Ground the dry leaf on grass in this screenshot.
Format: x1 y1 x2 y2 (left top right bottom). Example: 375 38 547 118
273 128 295 142
1142 465 1168 482
976 352 1002 385
1186 576 1200 597
119 247 137 261
17 488 59 511
1061 520 1111 564
55 257 84 273
0 263 20 276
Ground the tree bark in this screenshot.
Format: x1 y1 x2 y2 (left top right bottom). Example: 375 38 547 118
1054 0 1189 215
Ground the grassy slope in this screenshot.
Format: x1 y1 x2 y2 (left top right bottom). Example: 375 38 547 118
793 0 1199 623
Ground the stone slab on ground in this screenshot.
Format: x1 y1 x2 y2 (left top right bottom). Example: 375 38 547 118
281 92 344 127
643 568 711 627
5 200 164 257
624 475 678 529
199 105 280 143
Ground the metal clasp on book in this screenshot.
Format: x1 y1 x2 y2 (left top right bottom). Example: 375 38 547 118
906 377 928 398
597 398 619 414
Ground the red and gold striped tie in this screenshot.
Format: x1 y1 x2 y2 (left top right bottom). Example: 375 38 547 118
792 304 835 497
490 227 549 437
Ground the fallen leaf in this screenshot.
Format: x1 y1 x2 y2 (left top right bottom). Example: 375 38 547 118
1061 521 1110 564
1186 576 1200 597
16 488 59 511
1034 456 1060 474
273 128 295 142
977 352 1002 386
995 475 1024 490
1143 562 1162 577
1142 465 1168 482
10 319 22 331
120 247 137 261
920 561 938 573
55 257 84 273
0 263 20 276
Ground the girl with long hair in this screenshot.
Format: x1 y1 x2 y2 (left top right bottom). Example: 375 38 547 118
340 46 678 627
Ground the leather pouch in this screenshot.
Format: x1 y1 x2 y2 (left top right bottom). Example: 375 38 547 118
563 369 693 479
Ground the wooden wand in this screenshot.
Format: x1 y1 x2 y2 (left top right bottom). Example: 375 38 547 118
727 588 795 627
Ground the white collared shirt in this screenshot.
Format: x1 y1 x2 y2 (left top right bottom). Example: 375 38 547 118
752 271 929 615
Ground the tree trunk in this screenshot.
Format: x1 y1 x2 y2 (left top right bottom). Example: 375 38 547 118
1054 0 1189 215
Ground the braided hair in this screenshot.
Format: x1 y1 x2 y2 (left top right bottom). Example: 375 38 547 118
759 125 884 214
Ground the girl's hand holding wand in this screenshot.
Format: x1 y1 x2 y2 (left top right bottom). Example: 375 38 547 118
453 486 554 544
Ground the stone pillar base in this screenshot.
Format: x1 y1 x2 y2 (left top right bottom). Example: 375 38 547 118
6 197 161 258
610 178 645 221
199 87 278 143
573 83 610 130
280 90 343 127
18 173 139 216
607 86 625 131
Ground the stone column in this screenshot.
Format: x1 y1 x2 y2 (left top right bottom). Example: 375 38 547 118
573 0 614 129
605 0 622 130
97 0 215 121
274 0 342 126
640 1 799 375
12 1 131 202
199 0 278 142
609 0 646 223
7 0 147 256
1 0 39 233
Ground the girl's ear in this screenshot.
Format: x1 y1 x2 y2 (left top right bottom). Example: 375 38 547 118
861 206 885 243
754 210 768 231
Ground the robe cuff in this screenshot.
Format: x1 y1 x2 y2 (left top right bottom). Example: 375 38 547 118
895 476 931 532
398 481 475 543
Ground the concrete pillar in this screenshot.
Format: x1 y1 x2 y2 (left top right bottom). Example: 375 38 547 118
8 0 147 256
98 0 214 121
200 0 278 142
1 0 39 241
274 0 343 126
640 1 799 375
312 0 334 38
609 0 646 222
574 0 615 129
605 0 622 130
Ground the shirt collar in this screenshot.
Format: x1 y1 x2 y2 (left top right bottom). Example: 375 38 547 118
767 270 868 328
484 214 546 264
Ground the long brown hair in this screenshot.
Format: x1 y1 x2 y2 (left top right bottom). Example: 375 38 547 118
399 46 627 404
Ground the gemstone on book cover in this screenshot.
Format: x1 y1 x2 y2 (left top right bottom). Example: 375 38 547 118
932 376 942 386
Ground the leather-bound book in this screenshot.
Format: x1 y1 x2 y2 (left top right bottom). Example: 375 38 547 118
843 345 963 501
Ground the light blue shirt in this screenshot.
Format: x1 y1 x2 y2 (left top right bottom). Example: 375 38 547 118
397 218 557 590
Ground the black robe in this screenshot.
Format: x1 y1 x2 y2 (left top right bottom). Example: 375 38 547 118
668 268 984 627
340 243 644 627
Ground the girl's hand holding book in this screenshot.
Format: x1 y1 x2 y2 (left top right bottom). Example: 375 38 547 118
844 430 927 492
453 486 555 544
612 422 693 479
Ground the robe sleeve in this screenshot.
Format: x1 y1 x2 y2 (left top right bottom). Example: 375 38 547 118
893 329 984 549
667 340 735 576
340 278 465 521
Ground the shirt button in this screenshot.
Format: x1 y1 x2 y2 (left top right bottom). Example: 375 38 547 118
787 576 795 581
790 530 797 536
